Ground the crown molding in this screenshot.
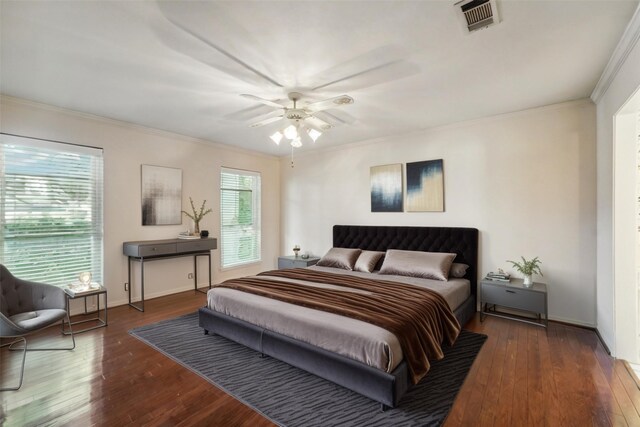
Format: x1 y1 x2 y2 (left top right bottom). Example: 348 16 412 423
591 5 640 103
0 94 279 161
281 98 593 160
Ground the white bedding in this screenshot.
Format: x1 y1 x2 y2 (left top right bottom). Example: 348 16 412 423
207 266 470 372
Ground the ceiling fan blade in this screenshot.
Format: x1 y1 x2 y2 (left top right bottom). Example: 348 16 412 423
310 45 419 92
305 95 354 112
241 94 285 109
314 61 419 92
313 110 356 126
224 104 276 121
250 115 284 128
153 23 274 88
305 116 333 131
157 2 283 88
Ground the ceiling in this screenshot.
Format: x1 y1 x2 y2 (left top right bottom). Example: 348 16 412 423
1 1 637 156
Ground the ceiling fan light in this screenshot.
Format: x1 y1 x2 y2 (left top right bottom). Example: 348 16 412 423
283 124 298 140
269 131 283 145
307 128 322 142
291 137 302 148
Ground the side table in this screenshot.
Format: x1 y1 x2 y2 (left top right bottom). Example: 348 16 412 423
480 278 548 328
277 255 320 269
62 285 108 334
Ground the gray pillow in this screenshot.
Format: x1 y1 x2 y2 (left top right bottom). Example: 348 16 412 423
379 249 457 281
354 250 386 273
317 247 362 270
450 263 469 278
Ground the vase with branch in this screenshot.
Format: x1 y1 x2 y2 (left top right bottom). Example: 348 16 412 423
507 256 543 287
182 197 212 235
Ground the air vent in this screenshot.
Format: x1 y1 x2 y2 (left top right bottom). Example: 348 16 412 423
454 0 500 33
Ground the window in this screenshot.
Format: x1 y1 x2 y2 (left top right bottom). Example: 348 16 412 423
0 134 103 286
220 168 261 268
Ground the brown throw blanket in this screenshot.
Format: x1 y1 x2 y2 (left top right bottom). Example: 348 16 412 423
214 268 461 384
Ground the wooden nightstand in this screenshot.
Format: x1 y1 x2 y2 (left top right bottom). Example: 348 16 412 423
480 278 548 328
277 255 320 269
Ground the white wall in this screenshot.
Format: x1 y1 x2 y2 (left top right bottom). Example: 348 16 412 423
0 95 281 309
281 100 597 326
594 8 640 356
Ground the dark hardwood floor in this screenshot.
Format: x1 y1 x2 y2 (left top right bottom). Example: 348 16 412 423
1 290 639 426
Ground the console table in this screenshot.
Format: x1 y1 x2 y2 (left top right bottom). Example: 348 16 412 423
123 237 217 312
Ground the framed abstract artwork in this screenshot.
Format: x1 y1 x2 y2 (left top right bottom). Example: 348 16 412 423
141 164 182 225
406 159 444 212
370 163 403 212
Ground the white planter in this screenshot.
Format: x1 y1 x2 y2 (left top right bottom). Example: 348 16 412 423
523 274 533 287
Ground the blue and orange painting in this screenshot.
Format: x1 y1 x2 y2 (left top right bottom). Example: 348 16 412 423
406 159 444 212
370 164 403 212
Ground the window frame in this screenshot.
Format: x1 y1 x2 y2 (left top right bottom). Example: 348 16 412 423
0 133 104 287
219 167 261 270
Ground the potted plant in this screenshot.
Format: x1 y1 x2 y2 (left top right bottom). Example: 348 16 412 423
182 197 212 236
507 256 542 287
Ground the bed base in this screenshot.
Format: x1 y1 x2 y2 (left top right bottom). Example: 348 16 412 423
199 225 478 408
198 294 475 408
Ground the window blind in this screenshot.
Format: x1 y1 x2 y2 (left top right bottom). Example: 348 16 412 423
0 134 104 287
220 168 261 268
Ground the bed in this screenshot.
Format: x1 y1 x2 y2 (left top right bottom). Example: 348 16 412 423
198 225 479 409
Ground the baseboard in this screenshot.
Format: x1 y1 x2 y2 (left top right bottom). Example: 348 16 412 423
67 284 208 316
548 315 595 329
594 328 612 355
545 320 611 355
623 361 640 390
478 309 611 355
108 284 208 308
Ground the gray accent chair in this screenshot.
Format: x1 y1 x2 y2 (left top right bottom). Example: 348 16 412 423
0 264 75 391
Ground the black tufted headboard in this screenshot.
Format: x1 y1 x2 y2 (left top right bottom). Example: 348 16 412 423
333 225 479 296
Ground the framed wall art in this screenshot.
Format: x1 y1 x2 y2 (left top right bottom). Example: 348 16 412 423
370 163 403 212
406 159 444 212
141 164 182 225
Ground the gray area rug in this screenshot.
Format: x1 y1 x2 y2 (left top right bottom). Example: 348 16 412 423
130 313 486 427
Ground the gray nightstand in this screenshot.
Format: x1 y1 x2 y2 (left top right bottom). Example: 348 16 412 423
61 284 108 334
278 255 320 269
480 278 548 328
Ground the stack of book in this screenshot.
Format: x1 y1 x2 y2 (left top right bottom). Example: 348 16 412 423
484 271 511 282
64 282 102 297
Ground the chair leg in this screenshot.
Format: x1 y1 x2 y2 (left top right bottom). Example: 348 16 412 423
1 315 76 391
0 337 27 391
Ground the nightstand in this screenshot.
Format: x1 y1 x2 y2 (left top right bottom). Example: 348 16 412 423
278 255 320 269
61 284 108 334
480 278 548 328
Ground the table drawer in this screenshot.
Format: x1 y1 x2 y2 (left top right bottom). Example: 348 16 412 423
278 258 298 269
138 243 176 257
482 284 545 313
177 239 217 253
278 259 315 269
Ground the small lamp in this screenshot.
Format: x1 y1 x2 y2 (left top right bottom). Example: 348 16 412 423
78 272 92 288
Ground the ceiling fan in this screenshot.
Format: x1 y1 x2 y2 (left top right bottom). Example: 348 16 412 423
155 2 418 150
242 92 354 147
